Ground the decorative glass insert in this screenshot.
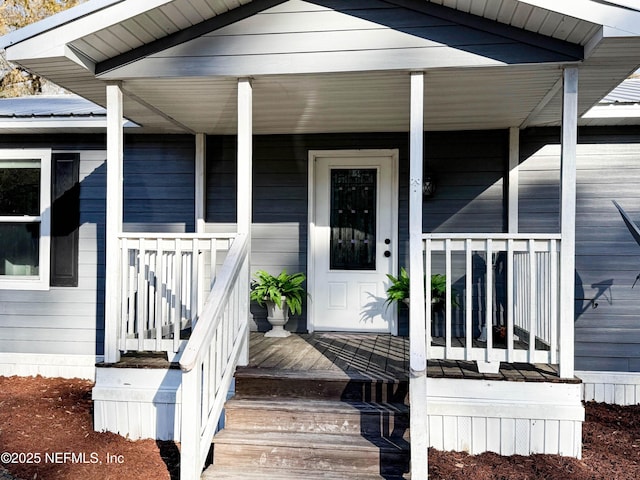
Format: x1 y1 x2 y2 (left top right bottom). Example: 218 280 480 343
330 168 377 270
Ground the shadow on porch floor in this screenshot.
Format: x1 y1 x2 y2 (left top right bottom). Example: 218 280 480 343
99 332 575 384
246 332 577 384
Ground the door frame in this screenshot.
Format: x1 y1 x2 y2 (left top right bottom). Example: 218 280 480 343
307 149 399 333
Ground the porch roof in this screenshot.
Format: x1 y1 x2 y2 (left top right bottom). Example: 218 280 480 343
0 94 139 133
2 0 640 135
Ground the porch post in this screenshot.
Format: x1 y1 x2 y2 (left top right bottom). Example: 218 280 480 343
559 67 578 379
409 71 428 479
508 127 519 234
237 78 252 366
104 82 124 363
195 133 206 233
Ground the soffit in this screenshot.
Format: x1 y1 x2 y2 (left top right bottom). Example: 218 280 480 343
3 0 639 134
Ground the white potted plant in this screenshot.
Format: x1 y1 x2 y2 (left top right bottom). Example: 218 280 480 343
250 270 306 338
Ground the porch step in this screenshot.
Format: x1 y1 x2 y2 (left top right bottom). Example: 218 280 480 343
202 465 410 479
203 367 410 479
234 367 409 403
224 397 410 437
211 430 410 475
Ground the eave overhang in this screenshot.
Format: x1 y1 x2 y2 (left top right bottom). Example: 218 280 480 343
1 0 640 134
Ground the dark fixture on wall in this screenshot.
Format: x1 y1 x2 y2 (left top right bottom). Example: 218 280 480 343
423 173 437 198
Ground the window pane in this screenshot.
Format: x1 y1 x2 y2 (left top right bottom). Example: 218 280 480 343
330 168 377 270
0 223 40 276
0 160 41 216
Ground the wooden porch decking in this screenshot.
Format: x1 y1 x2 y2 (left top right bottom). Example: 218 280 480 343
247 332 409 380
98 331 576 385
246 332 578 384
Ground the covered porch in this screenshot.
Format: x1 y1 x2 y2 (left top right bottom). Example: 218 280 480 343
99 24 582 480
8 1 640 478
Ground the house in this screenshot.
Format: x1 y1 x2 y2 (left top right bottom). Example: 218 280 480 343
2 0 640 478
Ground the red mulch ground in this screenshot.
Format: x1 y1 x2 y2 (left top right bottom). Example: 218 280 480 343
0 376 639 479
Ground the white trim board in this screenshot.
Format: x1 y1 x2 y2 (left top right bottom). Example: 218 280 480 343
93 367 182 441
0 353 103 380
577 370 640 405
426 377 585 458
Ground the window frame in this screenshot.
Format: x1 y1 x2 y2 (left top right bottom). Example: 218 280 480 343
0 149 52 290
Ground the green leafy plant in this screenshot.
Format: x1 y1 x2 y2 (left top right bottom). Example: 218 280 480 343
384 267 410 306
430 273 458 310
250 270 307 316
385 268 458 308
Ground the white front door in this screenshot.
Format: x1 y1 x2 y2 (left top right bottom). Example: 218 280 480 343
309 150 398 333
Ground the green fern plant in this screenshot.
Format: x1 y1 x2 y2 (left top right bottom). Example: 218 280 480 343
250 270 307 316
384 267 410 306
385 268 457 308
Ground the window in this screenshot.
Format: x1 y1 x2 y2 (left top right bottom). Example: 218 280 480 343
0 150 51 290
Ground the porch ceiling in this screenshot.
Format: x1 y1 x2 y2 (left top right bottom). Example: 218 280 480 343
114 66 569 135
3 0 640 134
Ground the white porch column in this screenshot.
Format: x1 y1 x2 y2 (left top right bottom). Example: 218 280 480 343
104 83 124 363
409 71 428 479
195 133 206 233
237 78 252 366
237 79 253 236
559 67 578 379
508 127 520 233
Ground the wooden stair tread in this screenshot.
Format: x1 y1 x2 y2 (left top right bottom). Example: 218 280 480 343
234 367 410 404
202 465 410 479
235 367 408 382
213 429 410 452
226 397 409 414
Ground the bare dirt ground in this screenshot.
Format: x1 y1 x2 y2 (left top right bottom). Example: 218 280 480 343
0 376 638 480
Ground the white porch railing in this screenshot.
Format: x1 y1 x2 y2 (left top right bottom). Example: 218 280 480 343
117 233 235 353
423 233 561 366
179 232 250 480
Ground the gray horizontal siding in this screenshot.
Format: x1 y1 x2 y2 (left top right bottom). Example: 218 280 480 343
0 149 106 356
424 130 507 233
123 135 195 230
521 127 640 373
0 134 197 358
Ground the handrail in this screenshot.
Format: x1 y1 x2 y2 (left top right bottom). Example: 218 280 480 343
117 232 235 240
179 232 249 480
424 233 562 240
179 233 248 372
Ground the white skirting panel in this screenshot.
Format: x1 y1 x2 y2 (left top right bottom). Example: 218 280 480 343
92 367 182 441
0 353 102 380
577 370 640 405
426 377 585 459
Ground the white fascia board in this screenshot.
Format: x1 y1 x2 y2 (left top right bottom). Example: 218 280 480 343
5 0 178 62
0 119 138 129
0 0 123 49
0 119 106 129
519 0 640 36
583 104 640 118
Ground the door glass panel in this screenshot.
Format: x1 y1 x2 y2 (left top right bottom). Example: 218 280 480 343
330 168 376 270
